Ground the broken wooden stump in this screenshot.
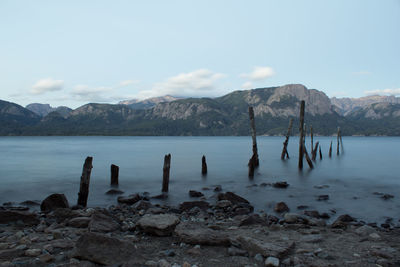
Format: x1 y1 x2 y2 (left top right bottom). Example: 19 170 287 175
304 147 314 169
329 141 332 158
312 141 319 161
77 156 93 207
110 164 119 186
248 106 259 167
319 145 322 160
248 154 256 178
201 155 207 175
310 125 314 155
337 127 341 155
281 118 293 160
298 101 305 169
162 154 171 193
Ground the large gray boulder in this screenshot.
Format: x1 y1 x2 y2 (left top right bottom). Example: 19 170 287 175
0 210 39 225
175 222 231 246
88 212 119 232
40 193 69 212
73 232 140 265
137 214 179 236
234 235 294 258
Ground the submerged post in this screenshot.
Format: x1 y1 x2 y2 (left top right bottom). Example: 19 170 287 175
248 106 259 167
304 147 314 169
312 141 319 161
202 155 207 175
110 164 119 186
310 126 314 155
336 127 340 155
298 101 305 169
329 141 332 158
281 118 293 160
248 155 256 178
162 154 171 193
77 156 93 207
319 145 322 160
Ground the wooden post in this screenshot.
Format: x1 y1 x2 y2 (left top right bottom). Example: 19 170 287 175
162 154 171 193
77 156 93 207
336 127 340 155
110 164 119 186
310 126 314 155
339 127 344 152
319 145 322 160
329 141 332 158
312 141 319 161
281 118 293 160
248 155 255 178
298 101 305 169
248 106 259 167
304 147 314 169
201 155 207 175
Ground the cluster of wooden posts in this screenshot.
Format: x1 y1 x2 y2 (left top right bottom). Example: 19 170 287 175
76 100 343 208
248 100 344 176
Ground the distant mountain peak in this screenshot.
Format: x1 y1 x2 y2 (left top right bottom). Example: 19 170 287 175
119 95 181 109
25 103 72 118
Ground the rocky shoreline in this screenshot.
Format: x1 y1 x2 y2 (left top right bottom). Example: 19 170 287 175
1 189 399 267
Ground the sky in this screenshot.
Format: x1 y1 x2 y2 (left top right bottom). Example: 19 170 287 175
0 0 399 109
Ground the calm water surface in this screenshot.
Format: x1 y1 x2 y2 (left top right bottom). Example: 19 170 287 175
0 136 399 225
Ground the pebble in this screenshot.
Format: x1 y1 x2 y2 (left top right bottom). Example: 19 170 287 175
264 256 279 267
25 248 41 257
369 233 381 240
254 253 264 262
158 259 172 267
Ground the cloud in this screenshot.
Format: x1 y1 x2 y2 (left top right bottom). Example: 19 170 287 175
364 88 400 96
117 80 139 88
240 66 275 81
241 81 253 90
137 69 226 99
31 78 64 95
353 71 372 76
71 85 113 102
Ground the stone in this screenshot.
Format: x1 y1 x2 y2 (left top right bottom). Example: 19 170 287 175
265 256 280 267
239 214 267 226
137 214 179 236
284 213 299 223
133 200 153 211
214 185 222 192
369 233 381 240
272 181 289 188
40 193 69 212
381 194 394 200
38 254 54 263
50 208 81 223
105 189 124 195
215 200 232 209
73 232 140 265
304 210 321 218
20 200 40 206
300 234 323 243
314 185 329 189
317 195 329 201
117 194 141 205
179 201 210 211
0 248 25 260
189 190 204 197
355 225 375 236
24 248 41 257
88 212 120 232
235 235 294 258
175 222 230 246
158 259 171 267
228 247 248 256
68 217 91 228
254 253 264 262
274 202 289 213
0 210 39 225
218 192 249 204
331 214 355 228
297 205 309 210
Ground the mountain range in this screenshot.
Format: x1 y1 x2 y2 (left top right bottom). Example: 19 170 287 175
1 84 400 136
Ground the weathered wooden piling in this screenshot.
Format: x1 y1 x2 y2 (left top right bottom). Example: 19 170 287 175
337 127 340 155
319 145 322 160
201 155 207 175
312 141 319 161
162 154 171 193
304 147 314 169
281 118 293 160
77 156 93 207
310 126 314 155
248 106 259 167
110 164 119 186
298 101 305 169
248 155 256 178
329 141 332 158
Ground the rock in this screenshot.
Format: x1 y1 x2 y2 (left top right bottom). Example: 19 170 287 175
117 194 141 205
317 195 329 201
137 214 179 236
40 193 69 212
73 232 139 265
50 208 81 223
133 200 153 211
274 202 289 213
20 200 40 206
105 189 124 195
214 185 222 192
369 233 381 240
0 248 25 260
189 190 204 197
228 247 248 256
267 215 279 224
68 217 91 228
331 214 355 228
24 248 41 257
235 235 294 258
381 194 394 200
272 182 289 188
300 234 323 243
158 259 171 267
151 193 168 199
175 222 230 246
284 213 300 224
88 212 120 232
265 256 280 267
215 200 232 209
239 214 267 226
355 225 375 236
38 254 54 263
254 253 264 262
179 201 210 211
0 210 39 225
297 205 309 210
218 192 249 204
304 210 321 218
314 185 329 189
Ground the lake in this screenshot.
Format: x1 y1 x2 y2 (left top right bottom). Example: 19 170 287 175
0 136 399 225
